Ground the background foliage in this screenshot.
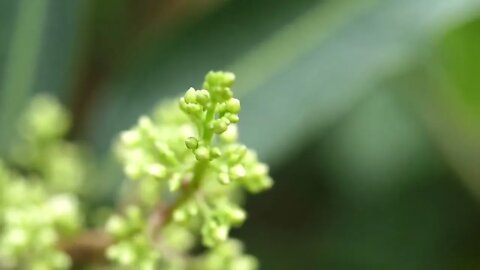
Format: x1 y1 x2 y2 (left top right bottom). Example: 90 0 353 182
1 0 480 269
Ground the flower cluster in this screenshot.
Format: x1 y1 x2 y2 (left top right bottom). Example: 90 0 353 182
0 96 85 269
108 71 273 269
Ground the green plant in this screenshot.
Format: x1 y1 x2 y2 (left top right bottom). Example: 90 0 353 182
0 71 272 269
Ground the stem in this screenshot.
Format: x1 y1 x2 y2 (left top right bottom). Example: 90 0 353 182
202 103 217 143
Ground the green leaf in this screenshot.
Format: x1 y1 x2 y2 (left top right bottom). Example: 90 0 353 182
86 0 480 167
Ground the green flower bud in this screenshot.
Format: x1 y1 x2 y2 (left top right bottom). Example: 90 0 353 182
196 89 210 105
106 215 127 238
138 116 154 131
219 87 233 101
212 119 228 134
229 164 246 180
184 87 197 104
194 147 210 161
124 164 142 180
168 173 182 192
185 103 202 115
186 203 199 216
227 208 246 225
185 137 199 150
210 147 222 159
226 98 241 114
202 221 229 247
219 173 230 185
155 142 177 164
214 225 229 242
146 163 167 178
173 209 187 223
222 72 235 87
120 130 141 146
220 125 238 143
226 113 240 124
179 97 188 111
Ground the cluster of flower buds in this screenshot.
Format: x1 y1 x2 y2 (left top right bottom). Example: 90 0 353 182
116 101 195 197
200 200 247 247
106 206 159 269
110 71 272 269
0 173 81 269
179 71 241 162
11 95 87 194
0 96 87 270
193 239 258 270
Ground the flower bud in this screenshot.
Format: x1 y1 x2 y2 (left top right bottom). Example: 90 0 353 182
185 137 199 150
106 215 127 238
184 88 197 104
146 163 167 178
210 147 222 159
222 72 235 86
120 130 141 146
212 119 228 134
219 173 230 185
168 173 182 192
179 97 188 111
226 113 239 124
229 164 246 180
196 89 210 105
220 125 238 143
226 98 241 114
194 147 210 161
185 104 202 115
173 209 187 223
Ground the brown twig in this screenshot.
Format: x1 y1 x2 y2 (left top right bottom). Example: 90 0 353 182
59 230 112 266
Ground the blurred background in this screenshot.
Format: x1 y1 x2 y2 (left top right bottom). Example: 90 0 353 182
1 0 480 269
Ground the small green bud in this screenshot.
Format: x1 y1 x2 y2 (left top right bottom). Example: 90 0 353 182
185 137 199 150
196 89 210 105
173 209 187 223
146 163 167 178
194 147 210 161
124 164 142 180
226 98 241 114
186 204 198 216
106 215 127 237
212 119 228 134
219 173 230 185
210 147 222 159
228 208 246 225
220 125 238 143
222 72 235 86
214 225 229 242
230 164 246 180
226 113 240 124
217 103 227 114
219 87 233 101
168 173 182 192
184 88 197 103
138 116 154 131
185 104 202 115
179 97 188 111
120 130 141 146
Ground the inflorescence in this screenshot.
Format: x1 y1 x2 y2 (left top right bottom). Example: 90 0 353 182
0 71 272 270
108 71 273 269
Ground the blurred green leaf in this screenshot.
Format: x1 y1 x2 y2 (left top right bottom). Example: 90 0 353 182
403 17 480 198
0 0 49 152
0 1 82 152
86 0 480 167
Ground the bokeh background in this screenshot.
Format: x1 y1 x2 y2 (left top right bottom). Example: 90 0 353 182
1 0 480 269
